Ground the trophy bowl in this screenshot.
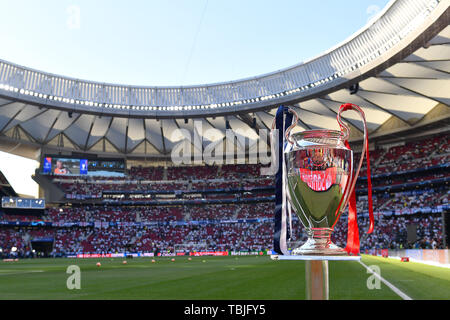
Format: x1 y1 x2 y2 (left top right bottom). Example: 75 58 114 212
285 129 353 255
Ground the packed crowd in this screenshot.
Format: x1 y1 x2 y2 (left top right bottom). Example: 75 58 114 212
0 212 445 257
331 214 445 250
43 205 185 223
2 186 446 224
357 187 448 214
53 174 273 200
359 134 449 176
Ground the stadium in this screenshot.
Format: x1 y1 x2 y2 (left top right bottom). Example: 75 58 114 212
0 0 449 303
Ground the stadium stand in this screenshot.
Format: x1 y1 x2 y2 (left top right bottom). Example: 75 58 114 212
0 132 448 258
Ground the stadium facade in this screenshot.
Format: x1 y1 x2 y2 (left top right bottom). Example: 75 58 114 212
0 0 448 160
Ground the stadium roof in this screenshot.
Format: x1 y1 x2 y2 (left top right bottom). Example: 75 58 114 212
0 170 17 198
0 0 449 160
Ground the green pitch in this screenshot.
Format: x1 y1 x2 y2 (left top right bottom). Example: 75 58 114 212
0 255 448 300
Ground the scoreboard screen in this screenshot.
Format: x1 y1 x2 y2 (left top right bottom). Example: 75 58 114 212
2 197 45 209
41 155 125 177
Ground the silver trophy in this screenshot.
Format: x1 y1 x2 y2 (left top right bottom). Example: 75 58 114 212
284 104 369 256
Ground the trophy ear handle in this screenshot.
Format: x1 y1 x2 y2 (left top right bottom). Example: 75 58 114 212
337 103 369 209
337 104 352 141
337 102 375 236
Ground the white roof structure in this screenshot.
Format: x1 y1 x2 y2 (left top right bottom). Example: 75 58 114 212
0 0 449 160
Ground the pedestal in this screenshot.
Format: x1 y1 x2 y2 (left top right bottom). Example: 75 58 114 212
305 260 328 300
271 254 361 300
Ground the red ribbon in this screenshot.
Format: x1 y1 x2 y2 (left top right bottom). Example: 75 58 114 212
366 134 374 234
345 184 360 255
338 103 374 255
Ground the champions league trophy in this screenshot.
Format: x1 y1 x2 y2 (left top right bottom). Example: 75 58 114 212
285 105 363 256
271 103 374 299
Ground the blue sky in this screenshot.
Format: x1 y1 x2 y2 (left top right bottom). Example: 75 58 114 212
0 0 390 87
0 0 391 197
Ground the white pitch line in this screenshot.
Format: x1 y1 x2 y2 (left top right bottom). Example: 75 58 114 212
358 260 413 300
0 270 44 276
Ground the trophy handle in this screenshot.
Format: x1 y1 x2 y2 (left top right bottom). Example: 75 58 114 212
337 103 369 212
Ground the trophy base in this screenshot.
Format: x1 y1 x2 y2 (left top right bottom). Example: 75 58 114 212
291 240 347 256
291 229 348 256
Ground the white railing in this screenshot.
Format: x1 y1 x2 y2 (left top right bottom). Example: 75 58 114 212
0 0 444 114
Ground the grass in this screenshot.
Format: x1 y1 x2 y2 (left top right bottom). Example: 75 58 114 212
0 255 448 300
